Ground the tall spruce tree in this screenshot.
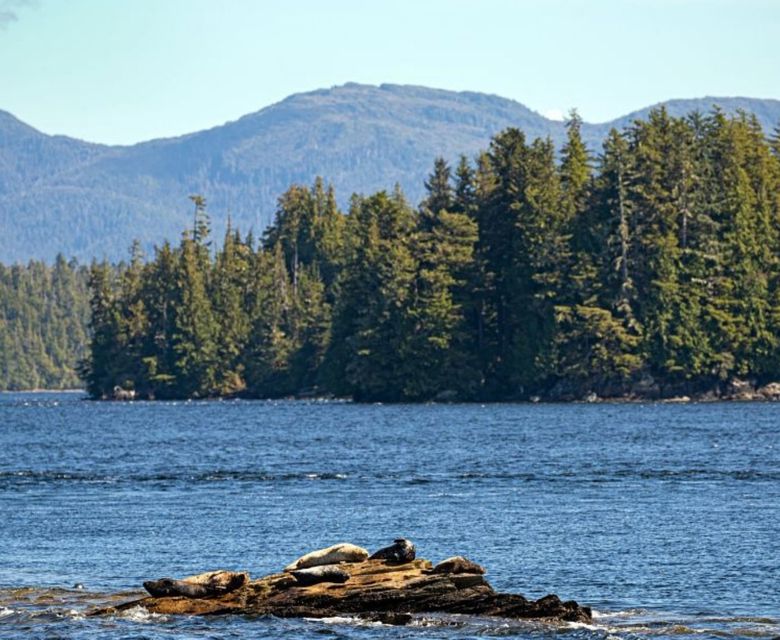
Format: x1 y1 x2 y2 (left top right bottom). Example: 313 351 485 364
171 226 219 397
243 243 297 396
405 160 478 400
211 224 252 394
81 261 122 398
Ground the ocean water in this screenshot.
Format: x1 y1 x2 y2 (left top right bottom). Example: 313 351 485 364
0 392 777 639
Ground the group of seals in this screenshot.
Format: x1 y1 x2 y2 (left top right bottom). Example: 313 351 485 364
143 540 422 597
279 539 416 587
368 538 416 563
143 570 248 599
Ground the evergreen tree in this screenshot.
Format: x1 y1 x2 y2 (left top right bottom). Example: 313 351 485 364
211 223 252 394
80 261 122 398
244 244 297 396
420 157 454 229
560 109 592 222
453 155 477 218
171 232 218 397
405 159 479 399
770 121 780 157
140 241 179 397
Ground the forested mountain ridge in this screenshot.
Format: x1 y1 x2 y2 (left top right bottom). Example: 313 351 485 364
2 84 779 263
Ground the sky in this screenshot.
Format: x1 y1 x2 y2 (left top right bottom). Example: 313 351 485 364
1 0 778 145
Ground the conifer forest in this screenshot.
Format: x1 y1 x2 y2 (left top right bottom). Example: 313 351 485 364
6 108 780 400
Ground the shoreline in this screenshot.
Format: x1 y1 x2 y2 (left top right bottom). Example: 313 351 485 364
3 390 779 404
0 389 86 394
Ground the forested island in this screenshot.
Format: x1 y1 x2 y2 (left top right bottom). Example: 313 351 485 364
4 108 780 401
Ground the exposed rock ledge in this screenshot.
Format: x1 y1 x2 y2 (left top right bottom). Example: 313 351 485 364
91 558 591 625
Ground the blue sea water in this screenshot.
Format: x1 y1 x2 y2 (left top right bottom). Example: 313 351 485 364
0 392 777 639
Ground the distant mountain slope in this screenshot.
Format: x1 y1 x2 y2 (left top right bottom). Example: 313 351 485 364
1 84 779 263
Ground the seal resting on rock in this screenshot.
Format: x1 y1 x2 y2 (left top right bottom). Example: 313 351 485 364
291 564 350 586
143 570 248 598
431 556 486 575
144 578 211 598
368 538 416 563
284 543 369 572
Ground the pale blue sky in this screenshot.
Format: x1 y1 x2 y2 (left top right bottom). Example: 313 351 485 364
1 0 778 145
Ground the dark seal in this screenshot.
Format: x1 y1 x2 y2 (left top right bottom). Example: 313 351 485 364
368 538 416 563
143 570 248 599
291 565 350 586
143 578 211 598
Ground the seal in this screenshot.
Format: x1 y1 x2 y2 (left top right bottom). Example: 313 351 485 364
431 556 486 575
143 578 211 598
291 564 351 586
182 570 249 591
368 538 416 563
284 543 369 572
143 570 249 599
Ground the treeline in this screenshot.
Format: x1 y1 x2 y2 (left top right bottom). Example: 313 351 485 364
81 108 780 401
0 256 90 390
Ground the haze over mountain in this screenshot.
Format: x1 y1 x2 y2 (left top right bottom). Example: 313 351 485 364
1 83 778 263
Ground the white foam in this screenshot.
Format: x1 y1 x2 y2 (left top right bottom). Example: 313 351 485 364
63 608 85 621
0 606 14 618
310 615 385 627
118 605 168 623
566 621 602 631
592 609 641 619
567 620 624 635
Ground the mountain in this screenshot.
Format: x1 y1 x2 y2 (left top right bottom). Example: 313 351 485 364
1 83 779 263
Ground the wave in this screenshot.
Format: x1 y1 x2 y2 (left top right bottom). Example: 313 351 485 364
117 605 168 623
0 469 353 486
1 467 778 489
583 608 780 639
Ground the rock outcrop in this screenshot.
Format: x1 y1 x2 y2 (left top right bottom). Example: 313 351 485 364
92 556 591 624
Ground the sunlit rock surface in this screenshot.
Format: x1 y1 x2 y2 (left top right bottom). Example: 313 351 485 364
92 558 591 624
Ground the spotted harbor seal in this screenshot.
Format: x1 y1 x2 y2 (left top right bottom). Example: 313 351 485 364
368 538 416 563
291 564 351 586
143 570 249 599
284 543 369 572
431 556 486 575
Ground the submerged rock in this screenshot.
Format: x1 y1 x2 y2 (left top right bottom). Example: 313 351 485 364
93 555 591 624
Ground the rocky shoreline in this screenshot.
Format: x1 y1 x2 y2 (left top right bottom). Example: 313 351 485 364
537 377 780 404
90 545 591 625
95 375 780 403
